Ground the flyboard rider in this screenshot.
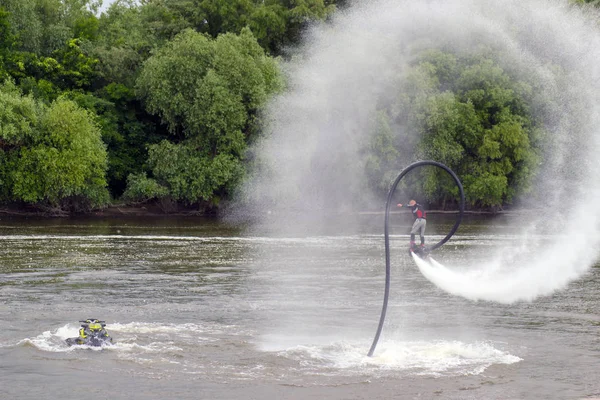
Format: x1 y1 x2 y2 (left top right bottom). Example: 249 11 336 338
397 199 426 251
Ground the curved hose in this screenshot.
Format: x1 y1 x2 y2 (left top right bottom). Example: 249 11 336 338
367 160 465 357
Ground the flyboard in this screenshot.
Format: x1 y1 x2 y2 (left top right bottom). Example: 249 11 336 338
367 161 465 357
409 245 429 259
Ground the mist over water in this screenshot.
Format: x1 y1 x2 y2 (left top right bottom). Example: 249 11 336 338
240 0 600 303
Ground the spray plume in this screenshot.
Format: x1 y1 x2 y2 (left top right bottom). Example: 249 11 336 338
237 0 600 303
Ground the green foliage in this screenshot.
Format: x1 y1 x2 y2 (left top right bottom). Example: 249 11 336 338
371 49 542 209
0 8 16 54
0 0 339 213
72 15 99 41
134 27 282 204
0 80 40 144
124 140 243 204
1 0 44 54
92 1 157 87
190 0 335 53
122 172 169 202
195 0 255 38
0 81 39 200
138 27 282 134
276 0 334 50
49 39 99 88
1 0 99 55
136 0 336 55
1 39 99 104
14 98 109 207
0 8 20 81
0 0 102 97
62 84 164 196
0 81 109 209
0 0 551 213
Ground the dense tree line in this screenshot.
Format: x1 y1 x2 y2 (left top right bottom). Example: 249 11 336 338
0 0 589 213
0 0 335 212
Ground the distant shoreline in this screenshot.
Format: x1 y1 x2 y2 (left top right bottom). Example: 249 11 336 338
0 204 527 218
0 203 205 218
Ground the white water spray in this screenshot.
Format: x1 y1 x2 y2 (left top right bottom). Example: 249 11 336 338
241 0 600 303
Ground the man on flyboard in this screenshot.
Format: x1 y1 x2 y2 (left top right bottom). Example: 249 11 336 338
397 199 426 252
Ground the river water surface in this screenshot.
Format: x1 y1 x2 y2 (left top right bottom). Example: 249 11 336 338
0 215 598 399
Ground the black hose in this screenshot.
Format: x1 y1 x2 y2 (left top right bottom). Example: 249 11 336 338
367 160 465 357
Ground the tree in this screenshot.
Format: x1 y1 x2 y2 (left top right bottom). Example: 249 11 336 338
124 140 243 204
132 27 282 205
0 8 16 80
136 0 336 55
1 0 44 54
1 0 100 55
93 0 158 87
0 81 109 210
63 84 164 196
369 50 542 209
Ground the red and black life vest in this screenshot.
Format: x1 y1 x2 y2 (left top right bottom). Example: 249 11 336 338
411 204 426 219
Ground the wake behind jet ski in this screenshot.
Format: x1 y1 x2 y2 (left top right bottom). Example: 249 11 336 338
66 319 113 347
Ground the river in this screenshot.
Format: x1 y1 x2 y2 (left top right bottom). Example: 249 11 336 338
0 215 598 399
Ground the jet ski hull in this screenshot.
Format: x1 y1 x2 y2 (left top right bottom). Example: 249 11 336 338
66 335 113 347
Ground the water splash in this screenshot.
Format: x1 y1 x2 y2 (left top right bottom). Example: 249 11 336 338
240 0 600 302
16 322 215 353
275 339 520 376
414 249 595 303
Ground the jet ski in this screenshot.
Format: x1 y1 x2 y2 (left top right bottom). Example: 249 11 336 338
66 319 113 347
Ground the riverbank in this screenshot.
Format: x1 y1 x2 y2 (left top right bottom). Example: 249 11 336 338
0 202 525 218
0 202 207 218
